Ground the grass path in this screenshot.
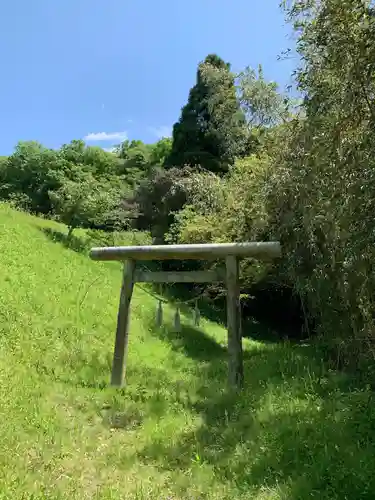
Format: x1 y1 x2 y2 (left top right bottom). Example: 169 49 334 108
1 203 375 499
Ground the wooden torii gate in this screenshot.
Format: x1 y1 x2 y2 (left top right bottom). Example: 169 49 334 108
90 242 281 389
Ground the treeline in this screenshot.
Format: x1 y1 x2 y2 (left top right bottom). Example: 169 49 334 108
0 137 172 236
3 0 375 366
0 53 288 240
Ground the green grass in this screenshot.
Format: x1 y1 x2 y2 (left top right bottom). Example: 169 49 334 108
1 203 375 499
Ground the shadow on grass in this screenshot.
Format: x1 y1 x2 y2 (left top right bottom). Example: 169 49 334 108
158 284 284 348
148 321 227 363
40 227 89 254
159 282 305 346
137 339 375 499
143 310 273 367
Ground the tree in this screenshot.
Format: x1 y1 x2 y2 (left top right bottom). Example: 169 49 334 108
165 54 248 174
237 65 291 127
82 145 119 178
0 141 65 213
115 139 153 186
49 176 121 239
150 137 172 166
202 62 297 155
129 166 192 243
59 139 86 162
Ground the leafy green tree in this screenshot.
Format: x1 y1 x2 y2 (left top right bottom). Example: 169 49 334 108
59 140 120 180
150 137 172 166
203 62 296 154
237 65 291 127
82 146 119 178
0 141 65 213
49 176 122 239
59 140 86 165
115 139 153 186
165 54 248 174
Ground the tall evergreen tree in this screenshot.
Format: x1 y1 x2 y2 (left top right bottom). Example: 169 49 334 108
165 54 248 174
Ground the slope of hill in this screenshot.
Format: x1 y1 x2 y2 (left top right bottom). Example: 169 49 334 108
1 203 375 499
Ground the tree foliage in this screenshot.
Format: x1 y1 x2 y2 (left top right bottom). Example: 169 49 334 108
166 155 273 288
49 176 122 238
0 139 132 230
0 141 66 213
130 166 192 243
237 65 290 127
272 0 375 359
165 54 248 173
115 138 172 186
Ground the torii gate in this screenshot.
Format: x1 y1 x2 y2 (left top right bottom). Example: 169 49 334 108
90 242 281 389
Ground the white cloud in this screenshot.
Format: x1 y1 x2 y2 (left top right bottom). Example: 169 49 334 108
84 131 128 142
148 125 172 139
103 146 116 153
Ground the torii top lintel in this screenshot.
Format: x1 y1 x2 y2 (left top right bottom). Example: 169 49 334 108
89 241 281 262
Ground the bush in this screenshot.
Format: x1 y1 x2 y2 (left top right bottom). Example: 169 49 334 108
167 155 275 286
265 0 375 364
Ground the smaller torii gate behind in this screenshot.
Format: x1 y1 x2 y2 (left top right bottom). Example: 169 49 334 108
90 242 281 390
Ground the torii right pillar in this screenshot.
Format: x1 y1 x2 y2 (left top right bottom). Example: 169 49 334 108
226 255 244 389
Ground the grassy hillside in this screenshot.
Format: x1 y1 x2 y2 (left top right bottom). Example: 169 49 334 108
1 203 375 499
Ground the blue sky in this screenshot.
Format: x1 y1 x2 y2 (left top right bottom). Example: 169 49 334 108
0 0 296 155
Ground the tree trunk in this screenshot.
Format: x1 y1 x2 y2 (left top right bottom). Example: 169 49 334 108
67 225 74 242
